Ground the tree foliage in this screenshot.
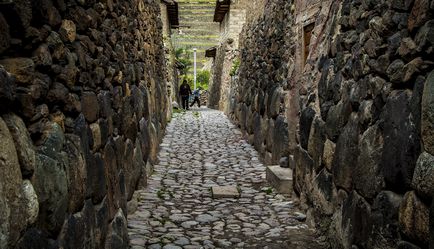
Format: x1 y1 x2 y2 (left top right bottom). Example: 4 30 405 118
183 70 210 90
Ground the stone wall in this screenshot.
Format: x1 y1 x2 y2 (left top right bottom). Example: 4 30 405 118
226 0 293 166
160 1 180 111
207 39 238 111
0 0 170 248
218 0 247 47
227 0 434 248
245 0 266 24
208 0 246 112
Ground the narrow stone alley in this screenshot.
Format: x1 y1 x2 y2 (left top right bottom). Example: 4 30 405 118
128 108 326 249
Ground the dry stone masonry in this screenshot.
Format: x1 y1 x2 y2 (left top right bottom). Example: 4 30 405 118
222 0 434 248
0 0 171 248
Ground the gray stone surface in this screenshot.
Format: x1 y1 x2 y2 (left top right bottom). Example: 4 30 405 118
422 70 434 155
399 191 429 246
0 117 27 248
127 109 325 248
412 151 434 199
2 113 36 178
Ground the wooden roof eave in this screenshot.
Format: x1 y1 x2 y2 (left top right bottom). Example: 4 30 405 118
213 0 230 22
164 0 179 28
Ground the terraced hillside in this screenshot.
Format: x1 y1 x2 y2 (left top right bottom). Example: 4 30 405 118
173 0 220 72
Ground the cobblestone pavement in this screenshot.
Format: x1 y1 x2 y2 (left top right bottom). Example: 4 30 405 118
128 108 327 249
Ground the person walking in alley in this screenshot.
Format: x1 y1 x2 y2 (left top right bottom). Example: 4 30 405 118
179 80 192 110
190 87 201 108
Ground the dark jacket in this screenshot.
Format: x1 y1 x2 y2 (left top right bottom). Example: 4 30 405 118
179 83 191 96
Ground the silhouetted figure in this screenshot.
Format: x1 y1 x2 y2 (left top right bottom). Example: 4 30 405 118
190 88 201 108
179 80 192 110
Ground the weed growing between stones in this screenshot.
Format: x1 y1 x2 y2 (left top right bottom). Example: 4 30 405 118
261 187 273 195
193 111 200 118
157 189 164 199
156 187 174 199
173 108 186 115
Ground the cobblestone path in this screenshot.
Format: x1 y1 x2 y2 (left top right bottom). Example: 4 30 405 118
128 108 326 249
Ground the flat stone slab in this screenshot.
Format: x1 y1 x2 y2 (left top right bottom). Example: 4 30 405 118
211 185 240 198
266 165 293 195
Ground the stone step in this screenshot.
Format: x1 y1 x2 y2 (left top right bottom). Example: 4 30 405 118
266 165 293 195
211 185 240 198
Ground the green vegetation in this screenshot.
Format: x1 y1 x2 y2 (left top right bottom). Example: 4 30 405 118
177 0 215 3
261 187 273 195
230 58 241 76
183 69 210 90
156 187 175 199
175 48 193 75
177 41 217 47
192 111 200 118
172 108 186 116
157 189 164 199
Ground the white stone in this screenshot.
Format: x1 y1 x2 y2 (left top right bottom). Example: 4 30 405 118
211 185 240 198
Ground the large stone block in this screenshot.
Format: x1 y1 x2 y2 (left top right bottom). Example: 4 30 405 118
0 13 9 54
33 153 68 234
3 113 36 178
271 115 289 163
91 153 107 204
311 169 337 215
412 151 434 199
0 66 15 109
0 57 35 85
59 20 76 43
0 117 27 248
373 191 403 226
381 90 421 192
326 99 352 142
354 123 385 199
21 180 39 226
105 209 128 249
58 213 86 249
332 113 359 191
299 106 315 149
266 165 293 194
293 146 314 195
408 0 431 31
268 86 282 119
122 139 135 200
64 134 86 213
98 91 112 119
32 44 52 67
31 0 61 27
95 197 109 248
252 112 262 152
369 191 402 248
90 122 101 152
399 191 429 246
430 200 434 249
59 199 97 249
422 70 434 155
342 191 372 248
81 92 99 123
129 139 144 199
322 139 335 172
103 142 122 220
308 116 326 172
16 228 58 249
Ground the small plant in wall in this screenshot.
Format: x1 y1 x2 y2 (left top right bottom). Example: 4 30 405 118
230 58 240 76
